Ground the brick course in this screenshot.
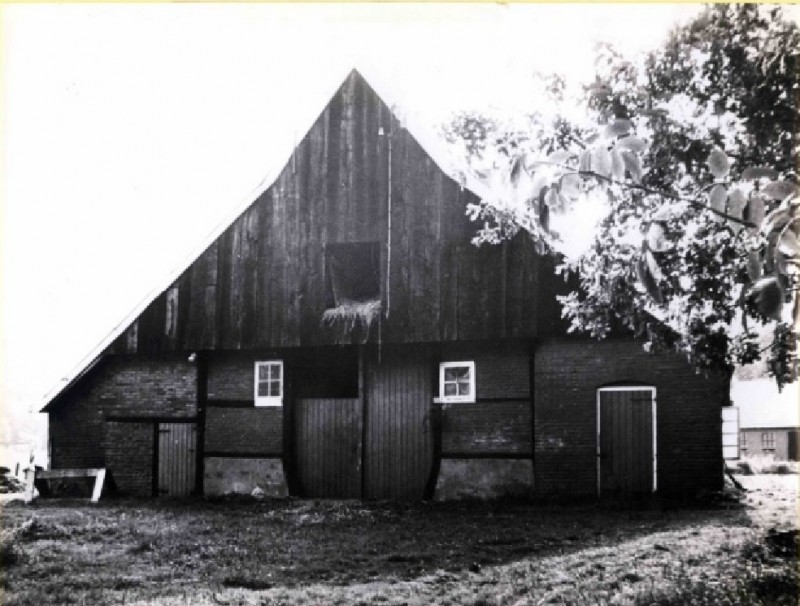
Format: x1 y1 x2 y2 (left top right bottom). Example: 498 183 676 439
204 407 283 454
104 422 153 496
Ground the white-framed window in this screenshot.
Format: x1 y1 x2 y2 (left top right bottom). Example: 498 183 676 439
254 361 283 406
439 361 476 403
761 431 776 452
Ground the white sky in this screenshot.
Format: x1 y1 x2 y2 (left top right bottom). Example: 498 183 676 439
2 2 758 443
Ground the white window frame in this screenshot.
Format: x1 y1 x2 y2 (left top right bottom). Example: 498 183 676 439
254 360 283 407
438 361 476 404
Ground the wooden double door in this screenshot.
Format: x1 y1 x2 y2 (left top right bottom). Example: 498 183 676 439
597 387 657 497
294 350 433 500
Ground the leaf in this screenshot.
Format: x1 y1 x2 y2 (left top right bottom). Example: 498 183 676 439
588 82 612 98
645 250 664 281
545 187 562 213
531 170 550 199
762 207 791 239
646 223 670 252
611 149 625 181
547 150 572 164
603 119 633 138
778 229 800 257
559 173 581 198
727 188 747 219
706 147 730 179
746 251 762 282
579 150 592 172
620 151 642 184
652 205 673 222
741 167 780 181
775 249 791 275
635 257 664 304
509 155 526 186
592 148 612 178
708 184 728 220
744 195 766 231
539 199 550 234
762 180 799 201
639 107 669 118
750 276 783 321
616 136 646 154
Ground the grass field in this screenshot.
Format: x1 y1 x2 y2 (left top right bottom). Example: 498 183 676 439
0 474 796 605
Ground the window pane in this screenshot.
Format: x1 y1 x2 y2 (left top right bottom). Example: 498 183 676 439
270 365 280 380
444 383 457 396
269 381 280 396
457 381 471 396
445 366 469 380
258 365 269 381
257 382 270 397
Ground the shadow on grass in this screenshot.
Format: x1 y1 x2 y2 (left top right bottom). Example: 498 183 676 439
0 492 756 604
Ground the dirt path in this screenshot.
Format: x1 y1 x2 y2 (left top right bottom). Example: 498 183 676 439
1 475 796 605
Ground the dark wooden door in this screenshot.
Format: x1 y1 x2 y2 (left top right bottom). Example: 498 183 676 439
157 423 197 497
294 398 362 498
364 350 433 500
597 388 656 497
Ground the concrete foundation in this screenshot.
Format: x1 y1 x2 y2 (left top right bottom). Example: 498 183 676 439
434 458 533 500
203 457 288 497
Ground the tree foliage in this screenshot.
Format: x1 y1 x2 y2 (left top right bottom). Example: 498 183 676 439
445 4 799 387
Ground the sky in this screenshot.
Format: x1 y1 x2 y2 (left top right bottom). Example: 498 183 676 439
2 3 794 452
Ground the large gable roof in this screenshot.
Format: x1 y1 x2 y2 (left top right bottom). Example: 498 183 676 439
41 66 490 412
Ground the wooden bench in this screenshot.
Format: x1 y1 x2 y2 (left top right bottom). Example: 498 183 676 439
25 468 107 503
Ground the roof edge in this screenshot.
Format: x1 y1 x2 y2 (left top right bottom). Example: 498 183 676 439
39 65 486 412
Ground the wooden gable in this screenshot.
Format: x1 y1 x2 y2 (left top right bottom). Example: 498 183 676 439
109 70 546 354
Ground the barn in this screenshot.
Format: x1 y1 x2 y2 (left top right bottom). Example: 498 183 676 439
41 69 729 501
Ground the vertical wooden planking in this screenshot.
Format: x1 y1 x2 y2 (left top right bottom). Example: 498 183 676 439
599 389 654 497
294 398 361 498
364 347 432 500
157 423 197 497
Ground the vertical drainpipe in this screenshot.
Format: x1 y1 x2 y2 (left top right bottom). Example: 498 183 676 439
529 340 536 495
195 352 207 496
386 120 393 322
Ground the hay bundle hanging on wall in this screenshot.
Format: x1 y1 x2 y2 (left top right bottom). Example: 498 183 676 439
321 299 382 343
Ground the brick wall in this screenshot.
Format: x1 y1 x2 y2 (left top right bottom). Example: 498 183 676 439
105 422 153 496
534 337 728 497
438 342 532 458
204 407 283 455
440 341 530 400
49 355 197 470
207 354 256 401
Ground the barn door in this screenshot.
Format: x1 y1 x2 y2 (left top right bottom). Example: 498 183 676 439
157 423 197 497
294 399 362 498
363 350 433 500
597 387 656 497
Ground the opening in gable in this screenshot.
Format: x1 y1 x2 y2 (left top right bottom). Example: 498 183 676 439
325 242 380 307
322 243 382 341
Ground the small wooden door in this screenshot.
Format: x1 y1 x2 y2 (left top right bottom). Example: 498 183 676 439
294 399 362 498
597 387 656 497
157 423 197 497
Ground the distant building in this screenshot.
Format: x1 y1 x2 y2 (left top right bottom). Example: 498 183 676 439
739 428 799 460
732 378 799 460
